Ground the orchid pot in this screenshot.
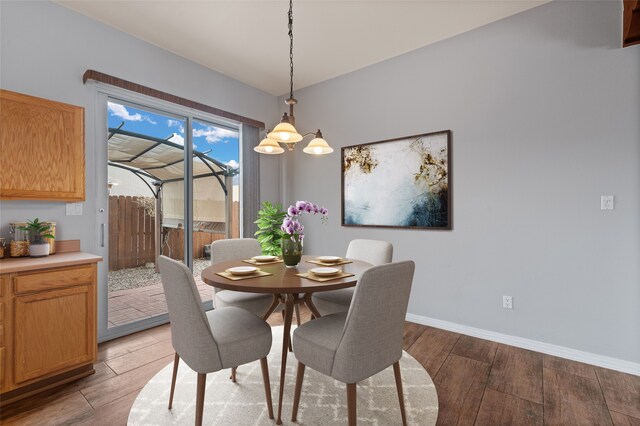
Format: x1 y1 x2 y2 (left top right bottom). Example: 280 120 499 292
282 236 303 267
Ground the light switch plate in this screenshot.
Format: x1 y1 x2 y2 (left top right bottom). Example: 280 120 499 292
601 195 614 210
66 202 83 216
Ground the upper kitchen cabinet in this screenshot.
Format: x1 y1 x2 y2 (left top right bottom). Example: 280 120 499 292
0 90 85 201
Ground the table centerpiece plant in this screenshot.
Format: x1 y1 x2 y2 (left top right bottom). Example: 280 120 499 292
254 201 287 256
281 201 328 267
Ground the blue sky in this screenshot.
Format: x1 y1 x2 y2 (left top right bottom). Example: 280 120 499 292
108 101 239 167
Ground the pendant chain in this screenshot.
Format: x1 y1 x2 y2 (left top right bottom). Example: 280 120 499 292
288 0 294 101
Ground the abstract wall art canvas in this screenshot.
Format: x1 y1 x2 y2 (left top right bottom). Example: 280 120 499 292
341 130 451 229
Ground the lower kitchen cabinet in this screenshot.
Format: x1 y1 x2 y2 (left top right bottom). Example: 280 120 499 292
0 258 99 405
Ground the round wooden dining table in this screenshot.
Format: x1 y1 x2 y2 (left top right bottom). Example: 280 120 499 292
201 255 372 425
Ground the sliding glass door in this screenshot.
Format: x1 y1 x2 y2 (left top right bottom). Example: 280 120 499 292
190 118 241 286
95 88 240 341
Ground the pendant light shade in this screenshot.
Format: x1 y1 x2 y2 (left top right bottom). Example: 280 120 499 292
267 121 303 143
254 136 285 154
303 130 333 155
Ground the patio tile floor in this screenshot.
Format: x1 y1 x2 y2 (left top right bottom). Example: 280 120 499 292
108 273 212 328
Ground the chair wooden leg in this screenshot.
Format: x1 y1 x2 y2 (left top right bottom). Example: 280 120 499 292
230 366 237 382
347 383 357 426
260 357 274 419
291 362 306 422
393 361 408 426
168 352 180 409
195 373 207 426
294 304 301 326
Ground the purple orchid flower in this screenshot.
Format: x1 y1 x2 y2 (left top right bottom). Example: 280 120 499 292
281 200 328 240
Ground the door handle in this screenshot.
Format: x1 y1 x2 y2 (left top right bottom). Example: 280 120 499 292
101 223 105 247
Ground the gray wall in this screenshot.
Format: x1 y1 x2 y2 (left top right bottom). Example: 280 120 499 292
283 1 640 363
2 0 637 364
0 0 279 244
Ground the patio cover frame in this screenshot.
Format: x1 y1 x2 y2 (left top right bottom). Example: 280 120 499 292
107 127 239 265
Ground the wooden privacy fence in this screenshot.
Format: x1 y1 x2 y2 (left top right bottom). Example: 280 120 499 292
108 196 239 271
109 196 156 271
162 228 225 261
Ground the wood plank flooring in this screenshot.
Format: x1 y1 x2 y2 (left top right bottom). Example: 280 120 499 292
1 310 638 425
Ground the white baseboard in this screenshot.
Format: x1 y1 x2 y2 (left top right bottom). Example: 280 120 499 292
405 313 640 376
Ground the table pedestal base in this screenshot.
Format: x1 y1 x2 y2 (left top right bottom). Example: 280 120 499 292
266 293 321 425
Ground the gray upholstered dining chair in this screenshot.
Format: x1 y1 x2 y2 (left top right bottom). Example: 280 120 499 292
311 239 393 316
291 260 414 426
157 255 274 426
210 238 273 316
210 238 300 380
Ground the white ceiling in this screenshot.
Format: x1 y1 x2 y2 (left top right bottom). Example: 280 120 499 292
56 1 548 96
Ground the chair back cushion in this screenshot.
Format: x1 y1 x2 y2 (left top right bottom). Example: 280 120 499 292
332 260 414 383
211 238 262 265
157 256 222 373
210 238 262 295
345 239 393 266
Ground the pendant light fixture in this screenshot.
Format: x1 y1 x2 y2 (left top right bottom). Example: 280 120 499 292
254 0 333 156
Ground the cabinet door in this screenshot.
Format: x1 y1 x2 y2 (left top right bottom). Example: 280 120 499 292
0 274 6 392
0 89 85 201
0 347 4 391
14 285 95 384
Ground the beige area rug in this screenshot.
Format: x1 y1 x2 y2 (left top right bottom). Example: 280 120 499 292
128 326 438 425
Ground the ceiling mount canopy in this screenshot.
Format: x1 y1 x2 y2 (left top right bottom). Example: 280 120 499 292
255 0 333 156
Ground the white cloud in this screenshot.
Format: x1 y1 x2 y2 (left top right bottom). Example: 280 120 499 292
167 119 185 133
226 160 239 169
168 133 185 145
108 102 141 121
193 125 237 144
167 133 198 149
108 102 157 124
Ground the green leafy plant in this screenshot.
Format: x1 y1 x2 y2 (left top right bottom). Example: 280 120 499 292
254 201 286 256
18 218 55 244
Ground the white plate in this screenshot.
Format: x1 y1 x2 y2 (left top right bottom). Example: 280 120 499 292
226 266 259 276
316 256 341 263
310 267 340 277
252 255 277 262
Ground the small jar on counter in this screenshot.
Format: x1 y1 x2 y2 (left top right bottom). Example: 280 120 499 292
0 237 5 259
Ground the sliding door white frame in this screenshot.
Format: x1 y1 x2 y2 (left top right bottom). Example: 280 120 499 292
90 82 241 342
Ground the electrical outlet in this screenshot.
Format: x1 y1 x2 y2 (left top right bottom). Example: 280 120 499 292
502 295 513 310
601 195 614 210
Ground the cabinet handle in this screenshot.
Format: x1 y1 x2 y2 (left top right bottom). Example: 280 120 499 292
101 223 105 247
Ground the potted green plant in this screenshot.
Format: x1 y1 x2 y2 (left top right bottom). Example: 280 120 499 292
18 218 55 258
254 201 286 256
